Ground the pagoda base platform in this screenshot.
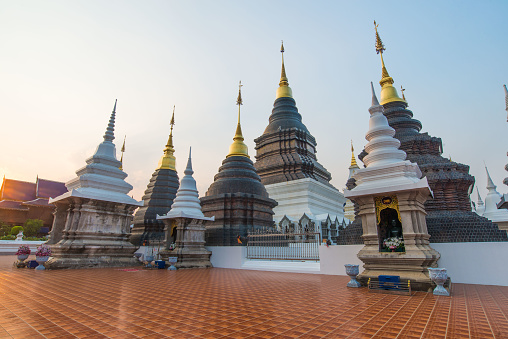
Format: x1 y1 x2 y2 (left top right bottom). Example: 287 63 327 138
46 242 139 269
162 249 213 269
265 178 346 222
45 255 139 269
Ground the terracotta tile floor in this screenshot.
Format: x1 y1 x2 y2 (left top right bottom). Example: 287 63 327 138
0 256 507 338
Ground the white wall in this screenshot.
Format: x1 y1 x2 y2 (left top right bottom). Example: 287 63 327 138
206 243 508 286
206 246 247 269
319 244 363 275
432 242 508 286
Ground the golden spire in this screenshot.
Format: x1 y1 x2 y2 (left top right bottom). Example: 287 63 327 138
276 41 293 99
157 106 177 170
119 135 126 170
374 21 405 105
227 81 250 158
349 141 359 168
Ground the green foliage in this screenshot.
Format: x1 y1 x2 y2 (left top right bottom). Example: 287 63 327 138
0 223 11 237
0 235 15 240
23 236 47 241
10 226 24 236
23 219 44 237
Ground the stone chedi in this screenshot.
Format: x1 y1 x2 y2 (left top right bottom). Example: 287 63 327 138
344 84 440 290
130 108 180 246
46 100 143 269
157 148 214 268
482 167 508 233
344 142 360 222
339 23 508 244
201 82 277 246
253 43 346 225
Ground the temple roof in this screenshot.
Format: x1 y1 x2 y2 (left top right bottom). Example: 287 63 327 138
0 179 36 201
0 177 67 201
36 178 67 199
0 200 29 211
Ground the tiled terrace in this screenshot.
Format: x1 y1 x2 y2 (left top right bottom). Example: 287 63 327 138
0 256 507 339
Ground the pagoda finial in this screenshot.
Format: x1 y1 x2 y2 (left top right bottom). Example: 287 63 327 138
504 84 508 121
157 106 177 170
276 40 293 99
476 186 484 204
119 135 126 170
371 82 380 107
185 147 193 175
373 21 405 106
485 165 497 190
350 140 359 168
227 81 250 158
103 99 117 142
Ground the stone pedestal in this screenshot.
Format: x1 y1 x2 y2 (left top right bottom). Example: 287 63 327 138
353 190 440 291
46 197 139 269
159 217 211 269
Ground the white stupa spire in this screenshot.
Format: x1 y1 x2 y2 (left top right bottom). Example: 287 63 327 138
486 166 497 190
158 147 214 221
475 186 485 215
344 83 431 197
103 99 116 142
362 82 407 168
49 100 141 206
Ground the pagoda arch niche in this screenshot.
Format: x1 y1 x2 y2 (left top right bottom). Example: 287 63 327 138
375 196 404 252
165 220 178 249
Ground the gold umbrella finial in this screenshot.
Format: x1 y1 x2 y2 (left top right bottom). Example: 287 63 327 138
157 106 177 170
119 135 126 170
276 40 293 99
373 21 405 105
227 81 249 158
350 140 358 168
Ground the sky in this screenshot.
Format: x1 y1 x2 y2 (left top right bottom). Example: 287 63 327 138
1 1 507 204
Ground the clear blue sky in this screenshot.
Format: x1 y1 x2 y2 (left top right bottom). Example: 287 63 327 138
1 1 507 203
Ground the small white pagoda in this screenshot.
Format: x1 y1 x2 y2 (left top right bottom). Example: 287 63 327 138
344 84 441 291
157 148 214 269
482 166 508 233
46 100 143 269
344 142 361 222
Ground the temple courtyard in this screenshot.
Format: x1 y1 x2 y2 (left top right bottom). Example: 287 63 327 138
0 256 507 339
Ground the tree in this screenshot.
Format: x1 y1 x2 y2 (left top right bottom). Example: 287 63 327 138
23 219 44 237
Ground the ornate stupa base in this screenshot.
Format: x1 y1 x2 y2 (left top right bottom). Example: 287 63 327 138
159 218 212 269
47 197 141 269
